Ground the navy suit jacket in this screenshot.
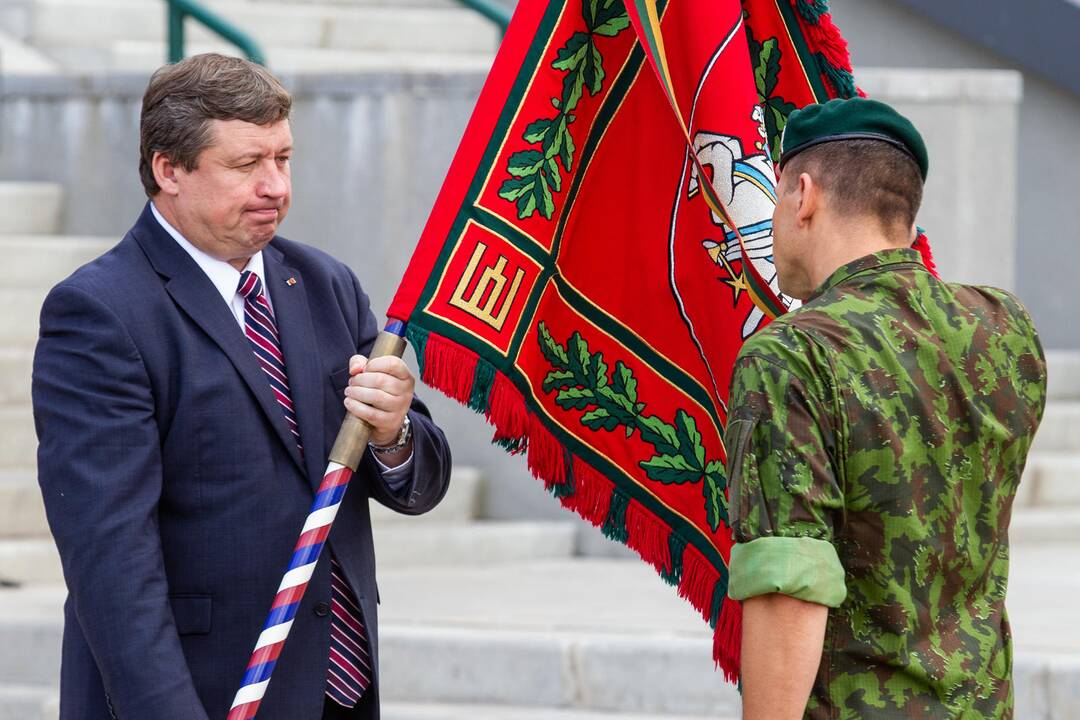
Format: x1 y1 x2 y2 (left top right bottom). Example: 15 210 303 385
32 204 452 720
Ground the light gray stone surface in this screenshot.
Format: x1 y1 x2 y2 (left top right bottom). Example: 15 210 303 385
1048 351 1080 401
0 182 62 234
0 349 35 406
1013 658 1051 720
0 235 113 289
107 42 495 74
829 0 1080 349
0 471 47 538
1 546 1079 715
1046 655 1080 719
383 704 728 720
379 626 576 707
1009 507 1080 543
1028 454 1080 506
0 686 54 720
373 521 577 568
0 29 57 74
0 405 36 470
1032 403 1080 453
22 0 499 55
574 636 741 716
0 538 60 585
0 615 61 687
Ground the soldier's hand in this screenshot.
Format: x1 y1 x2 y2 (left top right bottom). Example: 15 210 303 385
344 354 415 446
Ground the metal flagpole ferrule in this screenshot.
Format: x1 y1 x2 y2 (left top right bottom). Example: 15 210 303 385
328 322 409 471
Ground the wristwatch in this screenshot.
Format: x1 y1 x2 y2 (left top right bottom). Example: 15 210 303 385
369 415 412 454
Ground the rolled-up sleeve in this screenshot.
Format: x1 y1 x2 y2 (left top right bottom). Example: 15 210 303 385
725 347 846 607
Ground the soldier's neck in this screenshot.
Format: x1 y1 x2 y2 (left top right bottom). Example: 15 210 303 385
807 218 910 292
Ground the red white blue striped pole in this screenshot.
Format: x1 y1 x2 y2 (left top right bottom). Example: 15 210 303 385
227 321 408 720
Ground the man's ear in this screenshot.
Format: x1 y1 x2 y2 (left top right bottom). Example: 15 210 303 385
795 172 817 227
152 152 182 197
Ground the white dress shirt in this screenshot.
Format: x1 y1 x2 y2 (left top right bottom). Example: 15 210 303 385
150 203 412 476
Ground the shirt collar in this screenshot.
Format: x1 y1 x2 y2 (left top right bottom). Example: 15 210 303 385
150 202 266 305
807 247 925 302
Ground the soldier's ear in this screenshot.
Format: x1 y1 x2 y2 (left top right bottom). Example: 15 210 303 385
795 172 817 226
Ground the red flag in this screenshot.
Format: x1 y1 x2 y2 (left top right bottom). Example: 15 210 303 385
389 0 867 680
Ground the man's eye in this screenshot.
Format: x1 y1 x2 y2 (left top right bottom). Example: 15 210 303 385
238 161 257 169
276 156 291 164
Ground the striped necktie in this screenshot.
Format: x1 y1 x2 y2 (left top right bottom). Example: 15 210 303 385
237 270 301 450
236 271 372 707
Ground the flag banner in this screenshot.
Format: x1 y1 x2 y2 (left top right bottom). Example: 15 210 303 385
388 0 862 679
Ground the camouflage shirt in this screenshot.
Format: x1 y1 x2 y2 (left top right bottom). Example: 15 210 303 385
725 248 1047 719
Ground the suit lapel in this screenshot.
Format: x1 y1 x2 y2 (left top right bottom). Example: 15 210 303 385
264 247 325 488
131 204 307 476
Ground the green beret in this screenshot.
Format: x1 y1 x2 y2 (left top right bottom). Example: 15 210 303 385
779 97 928 180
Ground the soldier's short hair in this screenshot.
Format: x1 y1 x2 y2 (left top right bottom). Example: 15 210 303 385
138 53 292 197
781 138 924 234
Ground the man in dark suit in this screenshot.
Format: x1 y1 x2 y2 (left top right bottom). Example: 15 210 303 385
31 53 452 720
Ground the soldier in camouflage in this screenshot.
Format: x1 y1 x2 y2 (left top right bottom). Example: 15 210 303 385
725 98 1047 720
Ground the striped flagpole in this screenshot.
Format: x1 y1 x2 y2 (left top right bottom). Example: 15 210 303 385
227 321 408 720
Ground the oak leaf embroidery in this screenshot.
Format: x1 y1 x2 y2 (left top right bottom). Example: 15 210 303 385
537 322 728 531
498 0 631 220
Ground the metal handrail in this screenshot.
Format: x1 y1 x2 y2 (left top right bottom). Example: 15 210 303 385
166 0 266 65
454 0 512 35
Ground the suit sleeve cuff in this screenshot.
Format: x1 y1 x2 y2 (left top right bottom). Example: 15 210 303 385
728 536 847 607
373 450 414 492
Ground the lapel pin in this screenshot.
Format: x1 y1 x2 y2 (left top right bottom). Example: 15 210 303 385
286 277 297 286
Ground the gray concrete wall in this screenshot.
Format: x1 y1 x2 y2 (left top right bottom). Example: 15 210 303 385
830 0 1080 348
0 67 1023 539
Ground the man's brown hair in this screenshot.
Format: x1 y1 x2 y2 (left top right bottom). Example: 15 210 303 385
781 139 924 235
139 53 292 196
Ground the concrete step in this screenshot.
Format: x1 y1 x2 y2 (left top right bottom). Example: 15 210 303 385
1032 402 1080 454
0 289 47 348
322 6 500 54
0 583 740 715
371 467 482 526
2 546 1079 715
0 685 54 720
0 348 34 406
378 628 739 715
373 521 576 568
1024 452 1080 507
0 28 61 74
0 521 575 584
0 235 112 289
1047 350 1080 402
0 406 36 470
0 691 729 720
31 0 499 54
0 538 58 585
382 704 728 720
0 183 62 235
0 471 46 538
1011 506 1080 543
0 465 482 540
108 41 494 75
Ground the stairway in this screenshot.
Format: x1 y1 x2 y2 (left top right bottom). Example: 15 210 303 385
1012 350 1080 543
0 181 1078 718
0 0 505 74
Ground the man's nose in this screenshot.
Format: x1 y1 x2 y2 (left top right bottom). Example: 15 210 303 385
257 163 289 198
